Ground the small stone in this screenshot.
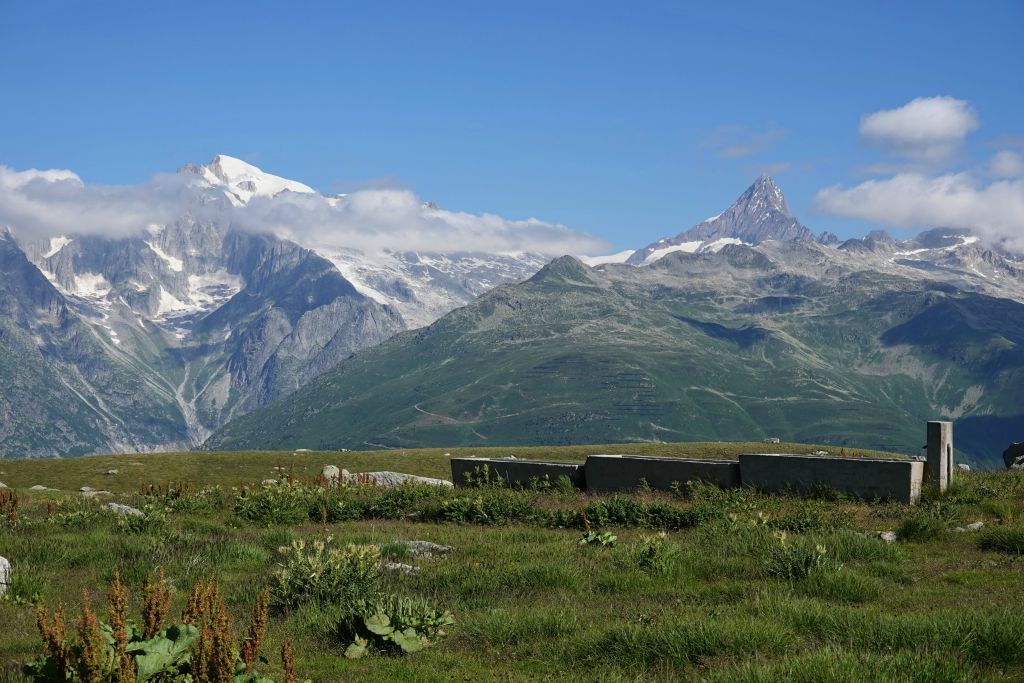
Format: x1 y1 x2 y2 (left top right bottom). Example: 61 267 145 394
104 502 143 517
384 561 421 575
966 521 984 531
956 463 971 472
81 490 112 498
261 479 278 486
29 485 52 491
0 482 7 489
879 531 898 543
80 486 94 492
403 541 454 558
105 469 119 475
0 556 9 595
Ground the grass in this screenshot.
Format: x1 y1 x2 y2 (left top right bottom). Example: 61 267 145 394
0 444 1020 681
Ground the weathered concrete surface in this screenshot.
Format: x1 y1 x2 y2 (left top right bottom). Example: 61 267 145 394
738 453 924 504
584 455 740 492
450 458 585 489
926 421 954 490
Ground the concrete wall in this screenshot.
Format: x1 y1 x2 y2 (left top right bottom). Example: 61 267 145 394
738 453 924 504
584 455 740 492
450 458 586 489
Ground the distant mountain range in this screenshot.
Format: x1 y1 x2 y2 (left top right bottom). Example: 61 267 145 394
205 178 1024 470
0 156 547 456
3 161 1024 464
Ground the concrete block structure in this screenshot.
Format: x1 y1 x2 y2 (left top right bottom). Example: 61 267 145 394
450 457 586 489
584 455 740 492
925 421 954 491
738 453 924 504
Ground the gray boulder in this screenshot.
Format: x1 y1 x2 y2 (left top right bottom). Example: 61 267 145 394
1003 442 1024 470
104 502 143 517
0 482 7 489
345 471 453 488
29 485 54 491
384 561 421 575
956 463 971 472
321 465 341 484
0 556 8 595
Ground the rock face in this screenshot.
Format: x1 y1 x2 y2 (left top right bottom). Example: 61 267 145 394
1003 442 1024 470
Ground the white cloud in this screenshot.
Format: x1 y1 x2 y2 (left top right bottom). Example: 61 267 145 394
0 165 199 240
859 97 978 164
0 163 608 256
815 173 1024 250
990 150 1024 178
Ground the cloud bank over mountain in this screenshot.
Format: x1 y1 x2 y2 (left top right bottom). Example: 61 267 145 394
817 96 1024 250
0 161 608 256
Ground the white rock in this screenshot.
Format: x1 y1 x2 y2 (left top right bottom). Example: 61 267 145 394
0 482 7 489
104 502 143 517
29 485 53 491
80 486 94 492
384 561 421 575
344 471 453 488
105 469 119 475
966 521 984 531
0 556 9 595
956 463 971 472
879 531 898 543
261 479 278 486
403 541 454 558
321 465 341 483
81 490 112 498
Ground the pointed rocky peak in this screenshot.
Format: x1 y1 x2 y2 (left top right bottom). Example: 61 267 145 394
734 175 791 218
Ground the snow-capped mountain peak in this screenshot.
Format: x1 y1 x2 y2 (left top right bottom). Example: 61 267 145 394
183 154 316 205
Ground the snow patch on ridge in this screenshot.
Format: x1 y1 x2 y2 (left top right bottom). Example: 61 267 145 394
146 241 183 272
643 241 703 264
43 236 71 258
580 250 635 266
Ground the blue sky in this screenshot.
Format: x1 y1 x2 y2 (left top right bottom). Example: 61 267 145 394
1 1 1022 251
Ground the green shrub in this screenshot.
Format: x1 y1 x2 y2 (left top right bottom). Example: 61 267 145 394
619 532 678 574
977 525 1024 554
270 536 382 609
579 531 617 548
762 532 840 581
234 481 311 525
337 594 454 658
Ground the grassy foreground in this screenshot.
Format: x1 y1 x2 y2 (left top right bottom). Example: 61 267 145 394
0 443 1022 682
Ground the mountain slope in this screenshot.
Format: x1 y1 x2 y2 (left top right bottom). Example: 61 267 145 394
206 244 1024 469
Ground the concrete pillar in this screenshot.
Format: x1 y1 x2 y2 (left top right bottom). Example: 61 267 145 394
926 421 953 491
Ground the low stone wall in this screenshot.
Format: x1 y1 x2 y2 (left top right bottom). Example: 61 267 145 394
584 455 740 492
738 453 924 504
450 458 586 489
